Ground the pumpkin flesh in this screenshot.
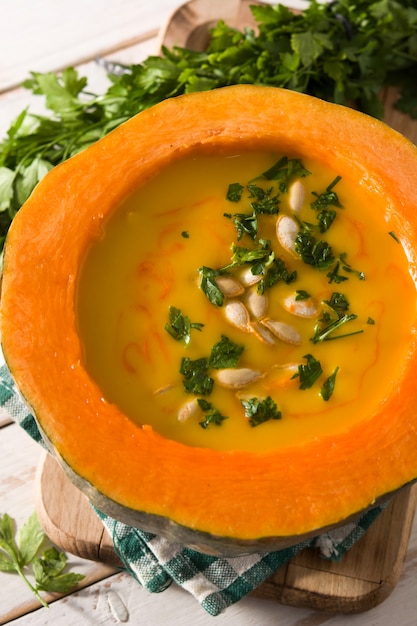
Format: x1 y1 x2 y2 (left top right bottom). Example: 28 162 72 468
2 86 417 555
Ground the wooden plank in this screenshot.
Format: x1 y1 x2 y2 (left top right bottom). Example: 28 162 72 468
0 423 117 625
0 0 184 92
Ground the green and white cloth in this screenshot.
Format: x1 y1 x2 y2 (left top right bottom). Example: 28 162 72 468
0 363 385 616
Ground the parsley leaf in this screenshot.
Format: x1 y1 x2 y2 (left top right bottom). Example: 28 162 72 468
247 184 280 214
295 231 335 269
226 182 244 202
232 211 258 241
292 354 323 390
241 396 282 427
180 357 214 395
321 366 339 401
165 305 204 345
0 512 84 607
197 399 228 429
311 176 343 211
198 266 225 306
257 256 297 294
209 335 244 369
262 156 311 191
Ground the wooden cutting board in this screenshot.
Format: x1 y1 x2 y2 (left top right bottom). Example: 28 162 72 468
35 0 417 614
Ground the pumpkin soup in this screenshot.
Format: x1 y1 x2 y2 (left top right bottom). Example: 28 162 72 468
76 147 415 452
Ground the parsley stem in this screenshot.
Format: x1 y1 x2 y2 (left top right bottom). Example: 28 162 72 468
15 562 49 608
311 313 363 343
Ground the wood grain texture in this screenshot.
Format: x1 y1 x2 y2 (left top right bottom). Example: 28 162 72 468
35 450 417 613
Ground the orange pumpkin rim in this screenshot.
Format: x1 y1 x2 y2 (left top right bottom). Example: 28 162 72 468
2 85 417 546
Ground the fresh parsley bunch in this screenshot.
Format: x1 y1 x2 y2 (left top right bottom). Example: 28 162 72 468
0 0 416 252
0 512 84 607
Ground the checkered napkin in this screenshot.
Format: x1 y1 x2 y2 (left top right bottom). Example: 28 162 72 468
0 363 386 616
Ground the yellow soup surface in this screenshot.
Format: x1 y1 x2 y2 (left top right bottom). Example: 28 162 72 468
76 147 416 452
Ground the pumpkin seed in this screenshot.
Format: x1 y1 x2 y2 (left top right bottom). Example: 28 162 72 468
214 367 264 389
178 398 201 422
288 180 305 214
263 363 300 390
276 214 299 256
224 300 251 332
215 275 245 297
239 267 262 287
261 318 302 345
245 287 268 319
282 292 319 318
250 321 276 345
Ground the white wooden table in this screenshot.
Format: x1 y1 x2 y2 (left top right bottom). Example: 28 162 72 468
1 1 416 624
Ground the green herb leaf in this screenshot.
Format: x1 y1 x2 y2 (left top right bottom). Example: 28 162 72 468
247 184 280 214
197 399 228 428
323 292 350 318
321 366 339 401
293 354 323 390
33 547 85 594
326 261 348 284
18 512 45 566
198 266 225 306
316 209 336 233
311 313 363 343
232 211 258 240
0 512 84 607
257 257 297 294
180 357 213 395
241 396 282 427
295 231 335 269
165 305 204 345
262 156 311 191
209 334 244 369
226 182 244 202
295 289 310 300
311 176 343 211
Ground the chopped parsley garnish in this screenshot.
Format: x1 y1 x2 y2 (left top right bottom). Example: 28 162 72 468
227 240 274 268
316 209 336 233
209 335 244 369
326 261 348 284
292 354 323 390
241 396 282 427
323 292 350 318
197 399 228 429
295 289 311 300
339 253 365 280
180 357 213 396
181 231 190 238
247 184 280 214
257 257 297 294
295 231 335 269
165 306 204 345
226 182 244 202
311 176 343 211
311 313 362 343
198 266 225 306
262 156 311 192
232 211 258 240
389 231 400 243
321 366 339 401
